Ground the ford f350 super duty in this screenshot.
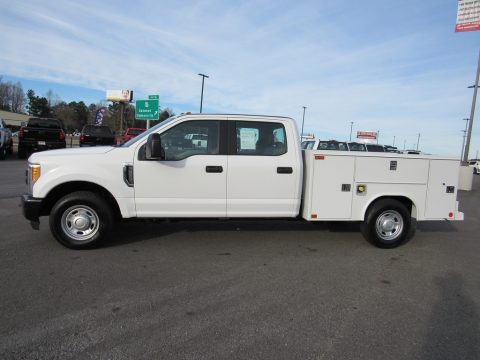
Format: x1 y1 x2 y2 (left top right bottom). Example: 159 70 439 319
21 114 464 249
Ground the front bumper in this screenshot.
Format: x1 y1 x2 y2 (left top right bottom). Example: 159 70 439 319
21 193 42 229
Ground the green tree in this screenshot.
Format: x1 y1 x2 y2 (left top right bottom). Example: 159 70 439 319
26 89 51 117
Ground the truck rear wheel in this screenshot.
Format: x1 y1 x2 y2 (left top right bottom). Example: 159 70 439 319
361 199 412 248
49 191 113 249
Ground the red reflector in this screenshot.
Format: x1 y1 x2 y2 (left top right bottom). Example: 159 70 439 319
448 212 453 218
19 128 24 139
315 155 325 160
311 214 317 219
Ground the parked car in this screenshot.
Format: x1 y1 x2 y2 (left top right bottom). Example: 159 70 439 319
123 127 146 143
18 118 66 159
384 145 400 153
317 140 349 151
0 119 13 160
469 159 480 175
301 140 317 150
79 125 115 147
348 142 367 152
366 144 385 152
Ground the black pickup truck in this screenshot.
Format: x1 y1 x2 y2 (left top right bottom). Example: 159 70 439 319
18 118 66 158
79 125 116 147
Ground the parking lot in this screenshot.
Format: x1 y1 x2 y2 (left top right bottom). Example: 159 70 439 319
1 156 479 360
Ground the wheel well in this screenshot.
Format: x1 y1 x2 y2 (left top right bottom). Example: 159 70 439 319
40 181 122 219
365 196 415 219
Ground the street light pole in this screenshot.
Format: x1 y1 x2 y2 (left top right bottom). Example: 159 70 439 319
198 73 209 113
463 49 480 163
460 118 469 160
416 133 421 151
349 122 354 141
393 136 396 147
301 106 307 140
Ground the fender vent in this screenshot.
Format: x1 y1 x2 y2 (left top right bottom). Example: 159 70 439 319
123 165 134 187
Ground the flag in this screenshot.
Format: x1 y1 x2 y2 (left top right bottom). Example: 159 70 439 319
95 107 107 125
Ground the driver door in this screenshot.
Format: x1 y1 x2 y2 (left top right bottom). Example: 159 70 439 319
134 119 227 217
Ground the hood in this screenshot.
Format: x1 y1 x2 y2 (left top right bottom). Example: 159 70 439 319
29 146 115 162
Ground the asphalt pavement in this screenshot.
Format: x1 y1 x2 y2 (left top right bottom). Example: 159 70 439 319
0 156 479 360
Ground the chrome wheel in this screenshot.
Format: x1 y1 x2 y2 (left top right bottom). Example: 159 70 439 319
61 205 100 241
375 210 404 241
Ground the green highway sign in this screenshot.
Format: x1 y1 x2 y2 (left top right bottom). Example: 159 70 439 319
135 99 159 120
148 95 159 100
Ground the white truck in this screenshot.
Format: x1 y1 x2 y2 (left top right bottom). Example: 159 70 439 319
21 114 464 249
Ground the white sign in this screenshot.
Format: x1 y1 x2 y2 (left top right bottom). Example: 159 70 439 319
106 90 133 102
357 131 377 140
456 0 480 32
240 129 257 150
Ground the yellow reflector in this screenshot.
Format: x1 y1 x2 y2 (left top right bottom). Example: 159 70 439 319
31 165 41 182
315 155 325 160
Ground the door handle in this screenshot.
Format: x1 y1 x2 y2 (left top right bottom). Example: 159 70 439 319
206 166 223 173
277 167 293 174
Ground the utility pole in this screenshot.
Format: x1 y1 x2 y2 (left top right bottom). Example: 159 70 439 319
198 73 209 113
349 122 354 141
393 136 396 147
301 106 307 139
377 130 380 144
463 49 480 163
416 133 421 151
403 139 406 150
460 118 469 160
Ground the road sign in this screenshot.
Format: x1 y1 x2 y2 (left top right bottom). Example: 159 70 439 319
148 95 159 100
455 0 480 32
135 99 159 120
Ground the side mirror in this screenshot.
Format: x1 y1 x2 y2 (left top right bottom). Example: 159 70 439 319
146 133 164 160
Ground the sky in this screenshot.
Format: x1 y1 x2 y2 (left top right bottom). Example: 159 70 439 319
0 0 479 156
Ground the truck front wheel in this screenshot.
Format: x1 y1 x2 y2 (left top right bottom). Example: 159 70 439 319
361 199 413 248
49 191 113 249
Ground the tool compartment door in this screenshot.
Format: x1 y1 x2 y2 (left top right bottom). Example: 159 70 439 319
425 160 460 219
307 154 355 219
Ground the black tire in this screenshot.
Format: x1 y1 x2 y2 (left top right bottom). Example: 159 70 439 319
18 145 27 159
6 140 13 154
0 145 6 160
360 199 413 249
49 191 113 249
475 168 479 175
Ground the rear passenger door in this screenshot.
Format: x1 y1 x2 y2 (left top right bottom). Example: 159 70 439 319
226 120 299 217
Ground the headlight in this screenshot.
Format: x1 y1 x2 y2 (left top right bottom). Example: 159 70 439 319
28 163 41 194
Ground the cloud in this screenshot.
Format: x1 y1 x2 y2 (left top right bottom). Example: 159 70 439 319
0 0 478 156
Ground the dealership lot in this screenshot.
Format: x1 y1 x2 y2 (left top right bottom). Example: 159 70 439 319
1 157 479 359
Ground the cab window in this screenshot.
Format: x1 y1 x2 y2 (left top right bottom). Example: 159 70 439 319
235 121 287 156
160 120 219 160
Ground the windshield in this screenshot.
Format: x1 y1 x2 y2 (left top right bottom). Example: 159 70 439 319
121 116 177 147
28 118 62 129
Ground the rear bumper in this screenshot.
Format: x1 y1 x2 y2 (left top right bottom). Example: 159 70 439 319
19 140 66 151
21 194 42 229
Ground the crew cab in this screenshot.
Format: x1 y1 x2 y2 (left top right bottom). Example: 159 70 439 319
18 118 66 158
21 114 464 249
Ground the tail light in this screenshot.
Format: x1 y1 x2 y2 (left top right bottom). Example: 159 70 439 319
59 131 65 141
80 135 85 142
19 128 24 139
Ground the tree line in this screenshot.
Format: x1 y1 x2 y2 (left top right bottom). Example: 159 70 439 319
0 76 173 132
